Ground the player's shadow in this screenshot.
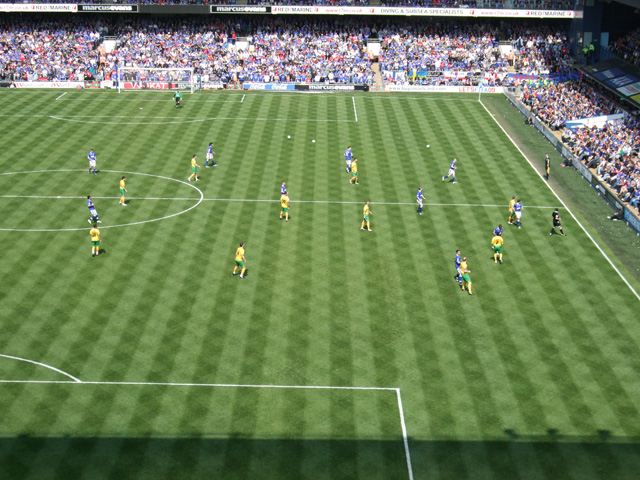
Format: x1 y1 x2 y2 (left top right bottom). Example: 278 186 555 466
503 428 615 443
3 429 640 479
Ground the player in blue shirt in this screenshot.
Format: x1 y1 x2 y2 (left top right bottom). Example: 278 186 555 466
442 158 457 184
492 224 503 249
87 195 101 224
416 187 424 215
454 250 463 286
344 146 353 173
205 143 217 167
87 149 97 175
514 200 523 229
281 182 287 195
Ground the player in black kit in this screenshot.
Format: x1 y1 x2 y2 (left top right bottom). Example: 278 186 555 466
544 154 551 181
550 208 566 236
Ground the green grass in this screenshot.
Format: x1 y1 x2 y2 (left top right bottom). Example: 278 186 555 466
0 89 639 479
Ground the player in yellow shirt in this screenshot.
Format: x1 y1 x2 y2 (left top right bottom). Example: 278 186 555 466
349 158 359 184
188 154 200 182
460 257 473 295
90 224 101 257
507 196 516 224
280 192 290 222
119 176 127 206
233 242 247 278
491 235 504 263
360 200 372 231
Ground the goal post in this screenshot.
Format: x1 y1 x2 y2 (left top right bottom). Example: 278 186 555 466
116 67 196 93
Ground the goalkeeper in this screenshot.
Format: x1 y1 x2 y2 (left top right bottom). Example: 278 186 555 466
174 90 182 108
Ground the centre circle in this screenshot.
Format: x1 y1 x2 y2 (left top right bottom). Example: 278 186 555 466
0 169 203 232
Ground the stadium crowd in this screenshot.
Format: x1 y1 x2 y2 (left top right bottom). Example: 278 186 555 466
522 78 622 130
523 78 640 213
0 17 103 82
377 22 571 86
378 22 509 85
612 26 640 66
507 23 573 75
0 17 375 84
0 17 576 86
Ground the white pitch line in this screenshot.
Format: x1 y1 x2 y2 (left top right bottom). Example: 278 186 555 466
0 113 353 124
359 96 480 102
0 375 408 472
0 354 81 383
241 94 246 103
46 114 351 122
480 99 640 302
0 194 557 209
49 115 214 126
396 388 414 480
0 169 203 232
55 92 67 101
0 194 200 201
0 378 396 391
352 96 358 122
60 98 242 104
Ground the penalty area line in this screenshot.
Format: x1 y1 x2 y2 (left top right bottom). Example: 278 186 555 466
396 388 414 480
55 92 67 101
0 376 412 477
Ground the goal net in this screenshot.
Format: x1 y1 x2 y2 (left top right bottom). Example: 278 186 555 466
116 67 196 94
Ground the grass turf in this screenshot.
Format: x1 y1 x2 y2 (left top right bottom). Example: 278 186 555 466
0 90 639 479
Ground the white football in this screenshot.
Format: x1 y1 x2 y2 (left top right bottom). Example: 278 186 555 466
287 135 291 139
427 144 430 148
312 139 316 143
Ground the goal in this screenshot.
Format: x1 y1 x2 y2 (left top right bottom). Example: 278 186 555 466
116 67 196 93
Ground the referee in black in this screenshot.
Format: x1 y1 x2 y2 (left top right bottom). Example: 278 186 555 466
550 208 566 236
544 154 551 181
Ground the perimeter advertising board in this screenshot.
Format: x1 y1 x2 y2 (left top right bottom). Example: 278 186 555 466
78 4 138 12
0 4 76 11
270 6 576 17
13 81 84 88
211 6 270 13
384 85 504 93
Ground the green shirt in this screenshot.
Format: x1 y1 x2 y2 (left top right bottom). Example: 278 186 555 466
175 92 182 99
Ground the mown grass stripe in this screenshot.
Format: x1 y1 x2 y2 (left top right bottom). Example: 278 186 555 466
2 91 640 480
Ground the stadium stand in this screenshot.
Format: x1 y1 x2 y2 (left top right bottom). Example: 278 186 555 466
1 17 571 86
0 17 377 84
612 26 640 66
523 77 640 213
378 22 571 86
0 18 579 87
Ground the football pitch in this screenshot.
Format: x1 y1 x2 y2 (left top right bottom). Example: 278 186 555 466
0 89 639 480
